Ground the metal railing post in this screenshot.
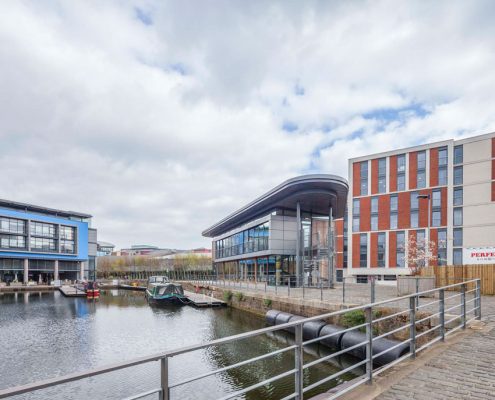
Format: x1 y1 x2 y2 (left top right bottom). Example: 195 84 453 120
320 282 323 302
365 306 373 384
439 289 445 341
409 296 416 359
342 277 345 304
160 357 169 400
476 279 481 320
415 277 420 311
264 281 267 293
302 283 305 299
461 283 466 329
294 323 304 400
370 278 375 303
288 278 290 297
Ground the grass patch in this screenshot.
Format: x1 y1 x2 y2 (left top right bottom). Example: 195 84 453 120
340 310 382 334
263 298 272 308
223 290 233 302
234 292 245 302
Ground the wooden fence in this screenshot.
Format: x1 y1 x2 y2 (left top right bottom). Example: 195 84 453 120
420 264 495 295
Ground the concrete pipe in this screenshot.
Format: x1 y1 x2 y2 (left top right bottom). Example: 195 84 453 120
265 310 282 326
319 324 346 350
302 320 327 341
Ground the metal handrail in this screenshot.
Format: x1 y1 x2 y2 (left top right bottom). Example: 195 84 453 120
0 279 481 400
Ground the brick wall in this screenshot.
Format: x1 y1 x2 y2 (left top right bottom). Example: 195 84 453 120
389 155 397 192
409 151 418 190
360 197 371 231
430 148 439 187
352 233 360 268
370 232 378 267
371 159 379 195
378 195 390 230
398 191 410 229
389 231 397 268
353 162 360 197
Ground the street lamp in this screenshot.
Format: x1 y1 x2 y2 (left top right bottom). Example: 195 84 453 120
417 194 431 268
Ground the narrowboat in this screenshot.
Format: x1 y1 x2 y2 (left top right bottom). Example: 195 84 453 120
146 276 188 305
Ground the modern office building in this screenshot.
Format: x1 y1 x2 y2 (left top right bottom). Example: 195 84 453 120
97 241 115 256
347 131 495 282
120 244 160 256
202 175 348 286
0 199 97 284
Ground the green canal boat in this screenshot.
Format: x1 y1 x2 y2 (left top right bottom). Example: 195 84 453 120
145 276 189 305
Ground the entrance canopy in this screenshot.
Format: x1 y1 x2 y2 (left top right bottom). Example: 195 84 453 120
202 174 348 238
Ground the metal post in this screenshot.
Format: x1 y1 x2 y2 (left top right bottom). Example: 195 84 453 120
342 277 346 304
365 307 373 384
461 283 466 329
264 281 267 293
409 296 416 359
439 289 445 341
160 357 169 400
328 206 334 289
370 277 375 303
320 282 323 302
296 201 302 287
302 283 305 299
415 277 420 311
475 279 481 320
294 324 304 399
288 278 290 297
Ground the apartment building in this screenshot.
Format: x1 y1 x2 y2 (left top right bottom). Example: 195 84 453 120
347 132 495 282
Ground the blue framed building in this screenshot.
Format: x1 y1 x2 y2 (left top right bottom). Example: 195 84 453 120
0 199 97 284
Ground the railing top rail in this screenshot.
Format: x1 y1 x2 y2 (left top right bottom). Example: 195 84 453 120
0 278 480 399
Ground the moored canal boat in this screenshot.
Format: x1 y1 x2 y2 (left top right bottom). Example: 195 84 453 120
145 276 188 305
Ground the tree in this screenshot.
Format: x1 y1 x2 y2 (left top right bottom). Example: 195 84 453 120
403 234 437 275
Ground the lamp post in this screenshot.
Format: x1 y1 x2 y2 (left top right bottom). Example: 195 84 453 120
417 194 431 268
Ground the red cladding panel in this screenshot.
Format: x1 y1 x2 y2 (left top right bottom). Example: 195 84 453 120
418 189 431 228
378 195 390 230
441 187 448 226
389 231 397 268
352 234 361 268
430 148 439 187
360 197 371 232
336 253 344 268
353 163 361 197
389 155 397 192
409 152 418 190
371 159 379 195
398 192 410 229
370 232 378 267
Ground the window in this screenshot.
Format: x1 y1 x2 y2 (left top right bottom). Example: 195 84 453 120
215 221 269 259
352 199 360 232
390 194 398 229
454 166 463 185
410 192 419 210
438 147 448 186
438 168 447 186
454 208 463 226
454 145 463 165
411 211 419 228
60 226 76 254
396 231 405 267
377 232 386 267
438 229 447 266
30 221 56 238
397 154 406 191
360 161 368 195
432 211 441 227
416 230 425 249
60 226 75 240
378 158 386 193
0 217 26 234
30 237 56 252
371 197 378 231
352 199 360 214
438 147 448 166
432 190 441 208
453 228 463 247
453 249 463 265
453 187 463 206
417 151 426 188
360 234 367 267
0 234 26 249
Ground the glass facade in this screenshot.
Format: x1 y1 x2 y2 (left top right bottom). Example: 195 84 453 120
0 217 25 234
30 221 57 238
30 237 57 252
60 226 76 254
214 222 269 259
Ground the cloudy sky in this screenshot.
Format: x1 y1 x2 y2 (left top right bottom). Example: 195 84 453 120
1 1 495 249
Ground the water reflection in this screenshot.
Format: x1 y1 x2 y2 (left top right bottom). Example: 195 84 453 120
0 290 356 399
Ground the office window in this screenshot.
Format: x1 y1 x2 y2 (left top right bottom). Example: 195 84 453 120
352 198 360 232
377 232 386 267
396 231 405 267
30 237 57 252
60 226 75 240
30 222 57 238
397 154 406 191
453 208 463 226
453 187 463 206
453 249 463 265
411 211 419 228
0 234 26 249
432 210 441 227
371 215 378 231
352 217 360 232
352 199 360 215
453 228 463 247
378 158 386 193
432 190 441 208
454 166 463 185
360 234 368 267
360 161 368 195
438 229 447 266
390 194 398 229
410 192 419 210
417 151 426 188
371 197 378 213
454 145 463 165
0 217 26 234
438 147 448 166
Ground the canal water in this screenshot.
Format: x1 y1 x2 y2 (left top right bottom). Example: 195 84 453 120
0 290 360 399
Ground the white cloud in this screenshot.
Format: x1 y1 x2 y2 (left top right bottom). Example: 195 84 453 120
1 0 495 248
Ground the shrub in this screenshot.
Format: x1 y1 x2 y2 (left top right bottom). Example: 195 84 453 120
263 298 272 308
234 292 245 302
341 310 381 334
223 290 233 302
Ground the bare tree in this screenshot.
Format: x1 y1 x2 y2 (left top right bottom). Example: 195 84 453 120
403 234 437 275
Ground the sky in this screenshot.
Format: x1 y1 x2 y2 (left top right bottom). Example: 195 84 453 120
1 0 495 249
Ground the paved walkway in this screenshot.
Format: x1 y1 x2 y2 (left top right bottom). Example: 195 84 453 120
342 295 495 400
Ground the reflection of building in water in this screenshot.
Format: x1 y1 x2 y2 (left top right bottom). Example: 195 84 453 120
0 199 97 284
203 175 349 287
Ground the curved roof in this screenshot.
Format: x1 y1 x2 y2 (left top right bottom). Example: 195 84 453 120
202 174 348 238
97 241 115 248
